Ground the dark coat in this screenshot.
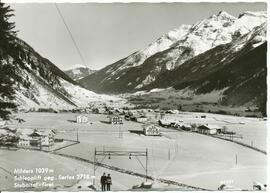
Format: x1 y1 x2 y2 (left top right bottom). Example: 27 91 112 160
100 175 107 184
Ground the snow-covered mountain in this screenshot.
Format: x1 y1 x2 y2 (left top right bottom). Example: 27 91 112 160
141 22 267 114
80 11 267 93
64 66 96 81
11 38 126 110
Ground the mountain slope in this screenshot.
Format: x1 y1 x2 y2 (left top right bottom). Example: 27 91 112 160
79 11 266 93
127 23 266 115
64 67 96 81
12 38 125 110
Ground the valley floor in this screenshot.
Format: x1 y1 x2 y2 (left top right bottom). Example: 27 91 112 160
0 112 267 191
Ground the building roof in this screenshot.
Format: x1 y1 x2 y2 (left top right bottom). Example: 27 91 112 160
107 115 122 118
77 115 88 118
142 124 160 130
137 116 147 119
19 135 32 140
199 124 222 130
159 119 176 125
17 128 34 135
37 130 55 136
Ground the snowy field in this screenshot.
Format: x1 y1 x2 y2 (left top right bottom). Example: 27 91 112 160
1 112 267 191
158 111 267 151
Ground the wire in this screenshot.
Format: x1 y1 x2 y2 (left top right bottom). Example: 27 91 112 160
54 4 88 68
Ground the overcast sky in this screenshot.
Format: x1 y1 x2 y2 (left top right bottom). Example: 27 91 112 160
9 2 266 70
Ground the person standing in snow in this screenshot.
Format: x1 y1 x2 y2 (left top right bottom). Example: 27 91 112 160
100 172 107 191
106 174 112 191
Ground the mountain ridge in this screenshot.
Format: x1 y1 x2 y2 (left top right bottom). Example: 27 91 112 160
64 67 96 81
80 10 266 93
79 10 267 115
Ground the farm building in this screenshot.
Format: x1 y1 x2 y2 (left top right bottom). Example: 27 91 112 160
181 124 193 131
76 115 88 123
135 116 148 123
159 119 179 127
108 115 123 124
165 110 179 114
197 124 222 135
142 124 161 136
92 108 106 114
158 119 171 127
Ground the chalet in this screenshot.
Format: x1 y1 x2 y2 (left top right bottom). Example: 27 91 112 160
197 124 222 135
38 130 55 146
76 115 88 124
29 131 42 147
143 124 161 136
18 135 31 147
108 115 123 124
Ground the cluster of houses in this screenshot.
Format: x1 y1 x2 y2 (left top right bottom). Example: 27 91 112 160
74 107 234 137
17 128 56 149
0 121 56 150
158 118 231 135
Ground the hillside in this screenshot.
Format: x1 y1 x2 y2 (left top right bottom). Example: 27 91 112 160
79 11 267 115
11 38 126 110
138 23 266 116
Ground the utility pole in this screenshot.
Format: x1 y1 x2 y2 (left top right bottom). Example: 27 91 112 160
76 128 79 142
235 154 238 165
93 147 96 185
146 148 148 181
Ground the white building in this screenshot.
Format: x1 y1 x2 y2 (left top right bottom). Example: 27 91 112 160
108 115 123 124
18 135 31 147
76 115 88 123
143 124 161 136
17 129 55 148
38 130 55 146
136 116 148 123
197 124 222 135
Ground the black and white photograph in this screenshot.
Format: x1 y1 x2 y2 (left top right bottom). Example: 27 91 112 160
0 0 268 191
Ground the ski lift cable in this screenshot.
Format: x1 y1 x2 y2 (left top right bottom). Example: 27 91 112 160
54 4 88 69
